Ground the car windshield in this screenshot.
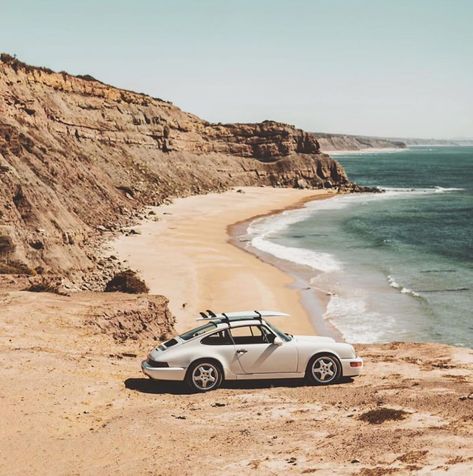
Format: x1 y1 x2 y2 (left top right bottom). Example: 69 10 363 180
265 320 292 342
179 322 218 341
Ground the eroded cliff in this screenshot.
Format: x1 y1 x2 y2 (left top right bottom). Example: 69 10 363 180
0 54 354 282
316 132 406 152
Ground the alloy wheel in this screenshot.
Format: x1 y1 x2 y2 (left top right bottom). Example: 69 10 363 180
191 363 219 391
311 356 338 384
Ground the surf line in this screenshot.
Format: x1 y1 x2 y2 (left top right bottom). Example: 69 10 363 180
417 287 469 293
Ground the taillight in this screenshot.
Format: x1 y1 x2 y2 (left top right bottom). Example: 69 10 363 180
147 359 169 368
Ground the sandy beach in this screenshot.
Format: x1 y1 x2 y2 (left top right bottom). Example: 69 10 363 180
112 186 335 335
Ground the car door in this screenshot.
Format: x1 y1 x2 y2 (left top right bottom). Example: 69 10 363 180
230 325 298 374
200 329 242 375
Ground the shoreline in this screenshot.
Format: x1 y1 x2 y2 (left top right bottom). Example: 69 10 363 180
111 187 334 335
327 146 407 155
228 197 345 341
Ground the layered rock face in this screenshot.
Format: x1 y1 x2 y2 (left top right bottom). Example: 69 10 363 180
86 294 175 343
0 54 352 279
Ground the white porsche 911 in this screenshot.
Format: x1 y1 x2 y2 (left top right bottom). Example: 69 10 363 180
141 310 363 392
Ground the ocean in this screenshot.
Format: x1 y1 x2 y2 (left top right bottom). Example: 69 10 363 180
247 146 473 347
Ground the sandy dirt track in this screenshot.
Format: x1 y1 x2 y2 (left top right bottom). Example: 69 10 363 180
1 290 472 476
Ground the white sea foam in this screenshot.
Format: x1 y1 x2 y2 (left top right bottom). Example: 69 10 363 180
323 294 393 343
247 207 313 236
251 236 341 273
387 275 401 289
387 275 420 297
382 186 464 196
434 186 465 193
400 287 420 297
247 203 344 273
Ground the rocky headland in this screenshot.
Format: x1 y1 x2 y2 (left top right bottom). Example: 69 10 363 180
316 131 407 152
0 54 374 289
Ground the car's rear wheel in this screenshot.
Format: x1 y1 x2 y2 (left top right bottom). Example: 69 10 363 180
306 353 341 385
186 360 223 392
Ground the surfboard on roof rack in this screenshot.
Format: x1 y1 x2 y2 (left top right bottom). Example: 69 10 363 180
196 310 289 321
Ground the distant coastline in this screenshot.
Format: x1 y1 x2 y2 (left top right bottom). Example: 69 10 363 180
328 147 407 155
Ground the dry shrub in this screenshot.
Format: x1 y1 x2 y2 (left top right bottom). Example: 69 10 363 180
359 407 408 424
105 270 149 294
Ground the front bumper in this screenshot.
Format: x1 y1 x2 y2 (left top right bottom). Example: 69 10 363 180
141 360 186 381
340 357 363 377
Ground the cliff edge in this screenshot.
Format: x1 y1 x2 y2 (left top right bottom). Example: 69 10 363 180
0 54 357 282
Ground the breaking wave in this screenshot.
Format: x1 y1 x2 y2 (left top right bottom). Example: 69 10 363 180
251 236 341 273
387 275 420 297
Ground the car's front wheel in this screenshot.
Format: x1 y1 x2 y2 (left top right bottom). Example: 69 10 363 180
306 353 341 385
186 360 223 392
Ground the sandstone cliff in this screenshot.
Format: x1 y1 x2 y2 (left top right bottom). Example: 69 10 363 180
0 54 355 282
315 131 406 152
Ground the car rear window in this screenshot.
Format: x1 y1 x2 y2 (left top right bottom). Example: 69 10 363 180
179 322 218 341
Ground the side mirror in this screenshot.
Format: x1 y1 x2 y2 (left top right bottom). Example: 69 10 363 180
273 336 283 346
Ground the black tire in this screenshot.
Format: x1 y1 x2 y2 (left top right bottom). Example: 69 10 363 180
185 359 223 393
306 353 341 385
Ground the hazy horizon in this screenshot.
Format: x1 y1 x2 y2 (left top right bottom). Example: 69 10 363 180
2 0 472 139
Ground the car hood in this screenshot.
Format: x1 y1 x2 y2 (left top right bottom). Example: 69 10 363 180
294 335 336 344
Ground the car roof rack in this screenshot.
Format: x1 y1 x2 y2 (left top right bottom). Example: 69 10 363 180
196 310 289 322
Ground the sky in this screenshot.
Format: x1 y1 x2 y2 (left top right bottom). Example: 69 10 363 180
1 0 472 139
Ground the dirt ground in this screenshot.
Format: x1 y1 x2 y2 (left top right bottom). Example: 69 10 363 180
1 290 472 476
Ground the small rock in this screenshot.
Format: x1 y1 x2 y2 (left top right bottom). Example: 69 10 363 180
171 415 186 420
296 178 309 189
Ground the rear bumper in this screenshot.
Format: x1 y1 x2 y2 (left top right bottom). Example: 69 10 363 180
141 360 186 381
340 357 363 377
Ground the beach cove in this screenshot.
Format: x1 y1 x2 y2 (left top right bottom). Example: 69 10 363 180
111 187 336 336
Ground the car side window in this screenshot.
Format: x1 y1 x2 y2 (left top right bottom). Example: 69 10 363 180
231 325 271 344
201 330 232 346
261 325 276 343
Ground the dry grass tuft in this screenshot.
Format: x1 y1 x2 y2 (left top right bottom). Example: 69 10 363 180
359 407 409 424
105 270 149 294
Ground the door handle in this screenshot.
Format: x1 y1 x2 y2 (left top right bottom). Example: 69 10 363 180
236 349 248 354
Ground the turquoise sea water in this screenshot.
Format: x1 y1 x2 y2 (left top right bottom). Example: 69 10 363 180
249 147 473 346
